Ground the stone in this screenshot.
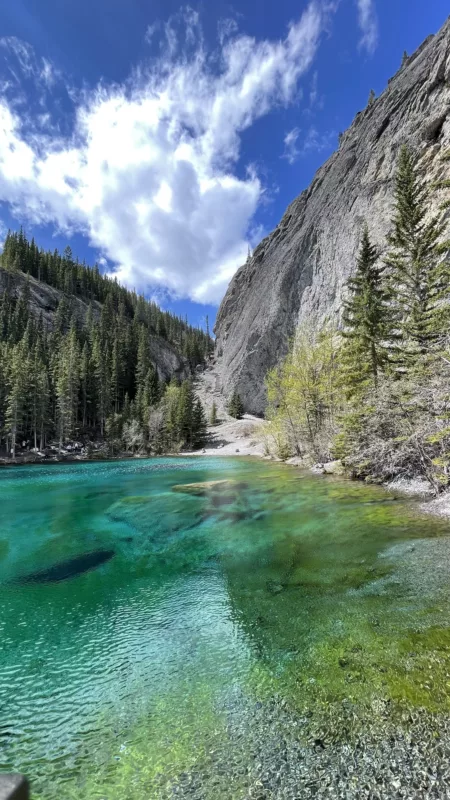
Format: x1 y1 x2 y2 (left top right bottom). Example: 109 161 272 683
171 479 247 496
266 580 284 595
311 464 325 474
0 775 29 800
322 460 345 476
215 18 450 414
13 550 115 584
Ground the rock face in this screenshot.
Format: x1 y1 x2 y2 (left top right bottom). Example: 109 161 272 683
0 267 189 383
215 18 450 415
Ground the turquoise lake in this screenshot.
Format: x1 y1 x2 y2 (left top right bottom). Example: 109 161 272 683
1 457 450 798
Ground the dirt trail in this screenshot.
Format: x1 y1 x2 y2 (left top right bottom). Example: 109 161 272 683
190 362 266 457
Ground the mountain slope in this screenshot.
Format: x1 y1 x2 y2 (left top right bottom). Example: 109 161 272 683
0 267 189 383
215 17 450 415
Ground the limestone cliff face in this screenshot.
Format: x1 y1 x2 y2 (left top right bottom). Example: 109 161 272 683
215 17 450 415
0 267 189 383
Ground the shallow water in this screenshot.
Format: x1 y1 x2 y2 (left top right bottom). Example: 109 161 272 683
1 457 450 798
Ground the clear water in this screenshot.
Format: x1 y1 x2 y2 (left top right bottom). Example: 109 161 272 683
1 457 450 798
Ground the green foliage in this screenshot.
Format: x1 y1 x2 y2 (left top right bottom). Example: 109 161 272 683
0 230 213 457
385 145 450 367
227 391 244 419
341 225 391 395
265 326 341 461
267 145 450 491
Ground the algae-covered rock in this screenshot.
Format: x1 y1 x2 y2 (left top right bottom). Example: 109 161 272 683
172 480 248 497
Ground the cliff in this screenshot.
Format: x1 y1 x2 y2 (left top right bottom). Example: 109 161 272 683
215 17 450 415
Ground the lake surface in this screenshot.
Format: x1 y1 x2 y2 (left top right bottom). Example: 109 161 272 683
1 457 450 798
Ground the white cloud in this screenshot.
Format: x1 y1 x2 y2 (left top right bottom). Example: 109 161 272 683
283 127 301 164
301 126 336 153
282 125 335 163
356 0 378 55
310 70 318 106
217 18 239 46
0 37 61 94
0 2 334 304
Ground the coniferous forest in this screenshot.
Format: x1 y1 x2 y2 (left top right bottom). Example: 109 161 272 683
0 231 211 459
264 145 450 493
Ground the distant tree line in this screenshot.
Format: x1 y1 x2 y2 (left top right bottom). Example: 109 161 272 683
0 231 211 457
264 145 450 493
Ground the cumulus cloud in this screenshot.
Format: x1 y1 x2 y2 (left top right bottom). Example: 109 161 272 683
356 0 378 55
0 2 334 304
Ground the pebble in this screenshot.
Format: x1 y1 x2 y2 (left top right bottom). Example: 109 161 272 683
160 686 450 799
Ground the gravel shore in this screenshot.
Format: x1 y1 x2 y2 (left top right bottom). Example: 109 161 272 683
165 688 450 799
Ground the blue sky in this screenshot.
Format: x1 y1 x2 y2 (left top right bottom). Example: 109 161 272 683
0 1 448 329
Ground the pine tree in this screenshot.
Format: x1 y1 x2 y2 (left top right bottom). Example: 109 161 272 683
177 380 195 446
92 328 110 437
5 344 28 458
209 400 218 425
341 225 391 394
0 228 212 457
80 341 94 429
56 323 80 447
228 391 244 419
192 398 207 448
385 145 450 369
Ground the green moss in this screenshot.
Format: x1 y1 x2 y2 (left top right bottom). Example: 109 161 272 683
63 686 245 800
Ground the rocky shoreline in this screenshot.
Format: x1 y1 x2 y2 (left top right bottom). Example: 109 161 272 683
164 688 450 799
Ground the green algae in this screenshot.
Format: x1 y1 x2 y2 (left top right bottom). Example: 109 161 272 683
2 457 450 797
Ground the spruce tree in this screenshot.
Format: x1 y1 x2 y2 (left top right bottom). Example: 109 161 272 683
92 329 110 437
192 398 207 448
56 323 80 447
5 343 28 458
209 401 218 425
0 227 213 456
228 391 244 419
341 225 390 393
385 145 450 368
177 380 195 446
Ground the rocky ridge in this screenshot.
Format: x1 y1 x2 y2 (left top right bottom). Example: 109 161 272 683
215 17 450 414
0 267 189 384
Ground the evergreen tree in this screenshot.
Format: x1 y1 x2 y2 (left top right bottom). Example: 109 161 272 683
177 380 195 446
80 341 94 429
209 401 218 425
56 323 80 447
228 391 244 419
92 328 110 437
341 225 391 394
0 228 213 456
385 145 450 368
5 343 29 458
192 398 207 448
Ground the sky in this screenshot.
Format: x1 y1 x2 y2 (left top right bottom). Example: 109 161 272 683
0 1 448 329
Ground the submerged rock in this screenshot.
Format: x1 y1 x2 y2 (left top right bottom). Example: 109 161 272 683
13 550 115 584
172 480 249 497
266 580 284 595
